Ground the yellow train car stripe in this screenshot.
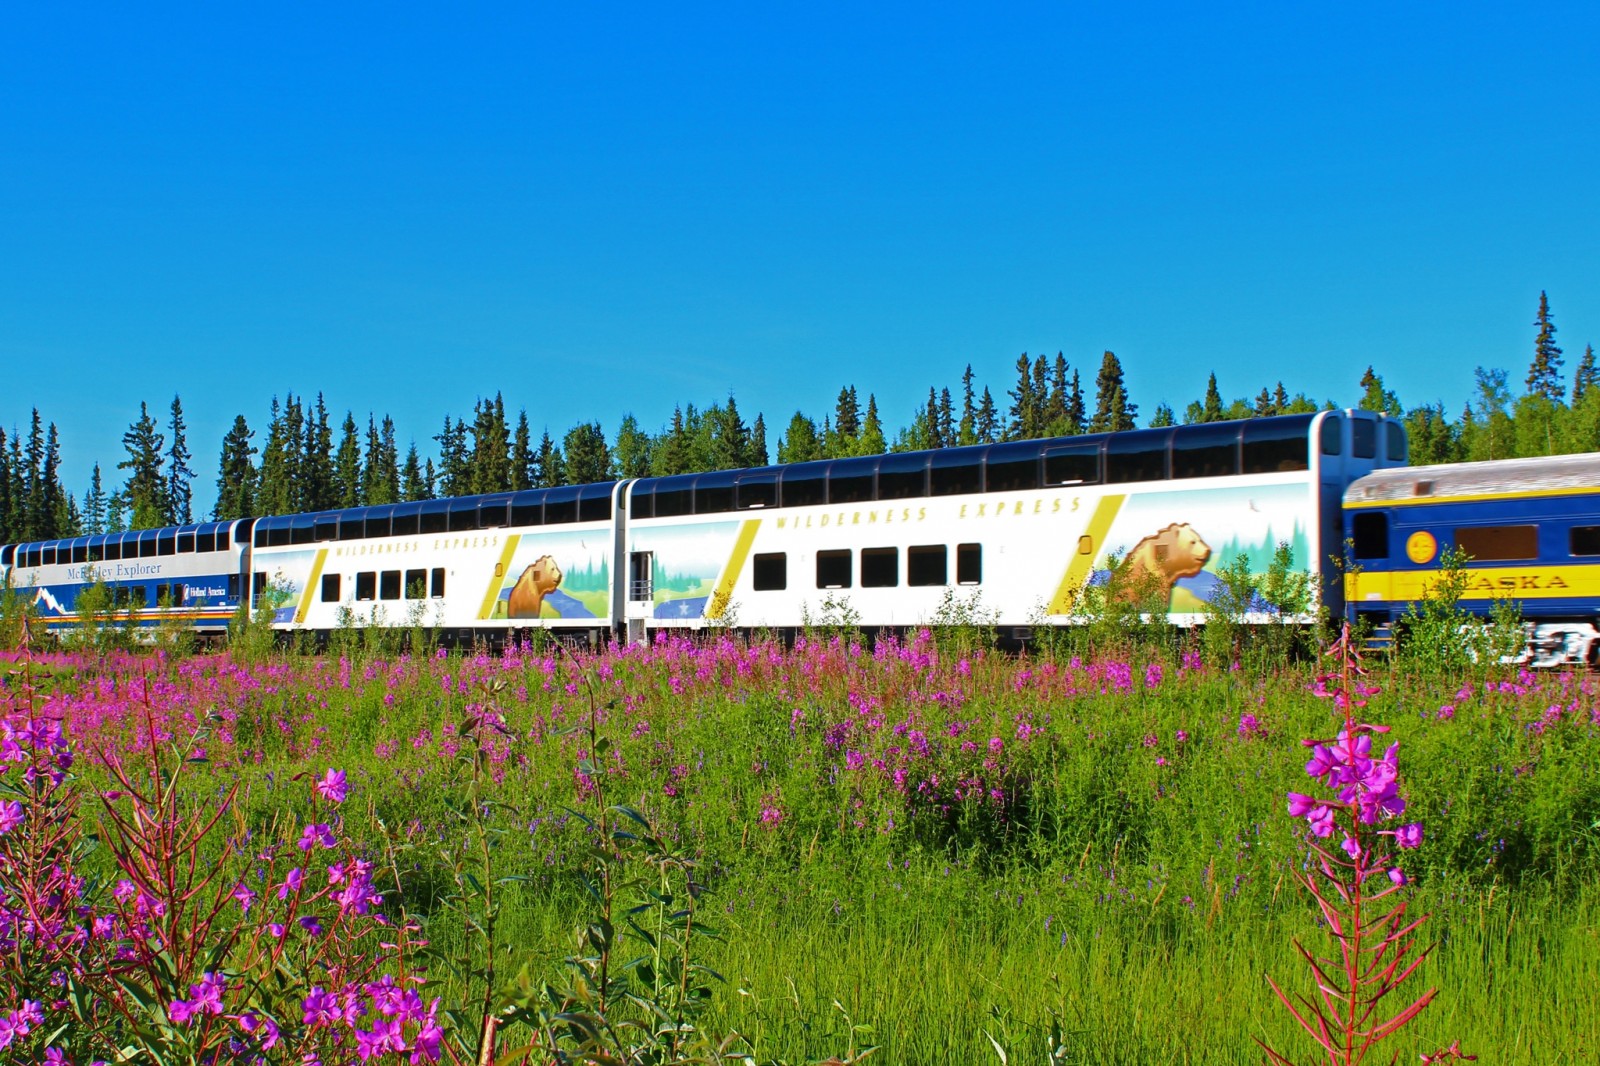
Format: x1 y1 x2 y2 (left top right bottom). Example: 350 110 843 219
1346 485 1600 509
294 549 329 624
1049 494 1126 614
1349 564 1600 603
479 534 523 619
707 520 762 620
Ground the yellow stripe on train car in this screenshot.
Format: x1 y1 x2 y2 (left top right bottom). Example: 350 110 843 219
1347 563 1600 603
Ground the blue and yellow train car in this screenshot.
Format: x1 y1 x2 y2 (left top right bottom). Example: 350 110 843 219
1343 453 1600 667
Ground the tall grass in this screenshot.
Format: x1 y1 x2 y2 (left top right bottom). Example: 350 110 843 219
4 633 1596 1062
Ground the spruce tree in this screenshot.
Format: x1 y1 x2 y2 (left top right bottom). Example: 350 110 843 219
651 409 691 476
1357 367 1402 417
214 415 258 520
432 416 469 497
1007 353 1039 440
1063 371 1085 435
469 395 511 494
256 398 290 518
118 402 167 529
1202 373 1225 422
534 430 565 487
777 412 823 464
834 386 861 439
1253 387 1275 418
958 364 977 445
0 427 11 543
857 395 886 455
610 415 650 479
712 396 750 470
299 394 334 513
1045 353 1069 431
167 395 195 524
749 413 769 467
22 410 45 540
511 411 534 490
1572 344 1597 405
83 460 108 534
363 416 400 505
400 444 429 501
39 423 66 538
975 387 1000 443
1527 290 1565 402
936 388 955 446
923 388 944 449
1088 351 1137 433
1148 402 1176 428
563 422 611 485
333 414 363 508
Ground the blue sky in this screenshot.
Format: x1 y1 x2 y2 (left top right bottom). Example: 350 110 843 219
3 2 1597 512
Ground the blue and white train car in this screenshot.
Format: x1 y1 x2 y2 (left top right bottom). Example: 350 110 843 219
619 410 1408 640
1 521 253 640
1344 453 1600 666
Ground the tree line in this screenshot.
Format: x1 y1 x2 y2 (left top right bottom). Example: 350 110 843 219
1 293 1595 541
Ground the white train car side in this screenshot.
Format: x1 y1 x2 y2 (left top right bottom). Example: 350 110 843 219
620 411 1407 638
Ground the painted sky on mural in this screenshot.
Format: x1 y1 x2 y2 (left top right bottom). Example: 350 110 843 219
3 2 1598 507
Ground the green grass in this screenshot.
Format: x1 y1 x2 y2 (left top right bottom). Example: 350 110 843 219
17 635 1600 1062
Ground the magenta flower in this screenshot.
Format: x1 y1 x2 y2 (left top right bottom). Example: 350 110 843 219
316 768 348 804
0 801 23 834
1393 822 1424 849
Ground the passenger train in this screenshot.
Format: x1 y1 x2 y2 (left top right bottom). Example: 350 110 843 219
4 408 1596 664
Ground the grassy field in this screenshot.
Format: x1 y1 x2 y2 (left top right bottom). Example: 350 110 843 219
6 631 1599 1063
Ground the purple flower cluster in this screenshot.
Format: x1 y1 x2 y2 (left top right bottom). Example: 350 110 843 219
302 978 442 1062
1286 725 1423 882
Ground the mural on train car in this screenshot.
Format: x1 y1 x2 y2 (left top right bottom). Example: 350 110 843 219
263 549 324 624
487 530 610 620
631 521 744 620
1075 483 1312 614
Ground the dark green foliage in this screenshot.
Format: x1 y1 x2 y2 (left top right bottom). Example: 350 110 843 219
562 421 611 485
118 402 168 530
1089 350 1137 432
1527 290 1565 402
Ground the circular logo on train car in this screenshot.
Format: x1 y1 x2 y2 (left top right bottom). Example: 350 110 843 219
1405 530 1438 564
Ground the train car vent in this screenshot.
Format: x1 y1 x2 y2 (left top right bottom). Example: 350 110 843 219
1412 480 1434 496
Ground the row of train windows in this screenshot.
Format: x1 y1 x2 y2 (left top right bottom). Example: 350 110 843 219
745 543 983 592
631 424 1351 518
255 493 614 548
1351 516 1600 561
321 568 448 603
95 584 188 610
12 530 231 569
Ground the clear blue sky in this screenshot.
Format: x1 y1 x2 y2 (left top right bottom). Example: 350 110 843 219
4 2 1597 514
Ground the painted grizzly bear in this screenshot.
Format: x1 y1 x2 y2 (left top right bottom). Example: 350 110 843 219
507 555 564 619
1117 523 1211 604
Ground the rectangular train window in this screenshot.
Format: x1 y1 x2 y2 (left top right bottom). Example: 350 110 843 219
1351 512 1388 559
431 568 446 597
861 547 899 588
1351 420 1376 459
252 572 267 599
216 528 230 549
985 442 1040 493
1571 526 1600 557
1106 430 1169 484
1043 444 1100 486
829 459 876 504
1320 416 1342 455
1386 422 1407 462
957 542 982 585
405 569 428 598
1455 525 1537 561
380 570 402 600
178 532 195 553
321 573 341 603
355 572 377 601
816 550 852 589
752 553 787 591
158 534 176 556
780 464 827 508
907 544 947 586
154 584 169 605
196 532 215 553
930 451 983 496
1171 424 1240 480
1242 418 1311 474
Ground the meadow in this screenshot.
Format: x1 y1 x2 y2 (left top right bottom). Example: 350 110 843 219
2 629 1598 1064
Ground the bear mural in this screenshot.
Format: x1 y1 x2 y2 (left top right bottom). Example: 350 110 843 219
1116 523 1212 606
507 555 563 619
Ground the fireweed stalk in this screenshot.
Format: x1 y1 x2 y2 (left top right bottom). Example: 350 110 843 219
0 617 441 1064
1260 624 1468 1066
